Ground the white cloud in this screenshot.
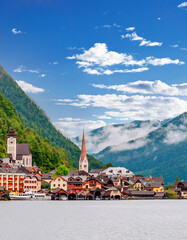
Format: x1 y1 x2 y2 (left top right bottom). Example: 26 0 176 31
40 74 46 77
53 118 106 137
126 27 135 31
11 28 22 34
125 32 163 47
60 94 187 121
181 48 187 51
74 120 161 154
178 2 187 8
49 61 59 65
158 17 161 20
16 80 45 94
67 43 183 75
170 44 179 48
92 80 187 96
163 123 187 145
111 138 149 152
13 65 40 74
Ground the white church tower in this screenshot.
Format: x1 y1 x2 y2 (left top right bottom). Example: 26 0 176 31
7 127 17 160
79 131 89 173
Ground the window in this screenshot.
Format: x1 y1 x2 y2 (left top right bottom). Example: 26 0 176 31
58 184 60 187
58 179 61 181
63 184 66 187
53 184 56 187
84 165 87 168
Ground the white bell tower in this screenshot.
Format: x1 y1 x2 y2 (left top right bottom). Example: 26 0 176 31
7 127 17 160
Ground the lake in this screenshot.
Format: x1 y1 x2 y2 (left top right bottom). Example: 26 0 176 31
0 200 187 240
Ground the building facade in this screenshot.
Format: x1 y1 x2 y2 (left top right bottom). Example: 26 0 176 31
0 169 25 192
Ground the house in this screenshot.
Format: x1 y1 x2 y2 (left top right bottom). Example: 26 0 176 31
0 167 27 192
51 188 69 200
79 131 89 173
7 127 32 167
50 176 68 191
67 176 87 192
111 176 121 187
145 182 164 192
82 177 103 190
133 179 146 190
42 170 55 183
24 175 41 192
174 181 187 199
102 187 122 200
100 167 134 178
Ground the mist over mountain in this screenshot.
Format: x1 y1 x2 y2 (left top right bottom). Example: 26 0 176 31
93 112 187 185
73 120 162 154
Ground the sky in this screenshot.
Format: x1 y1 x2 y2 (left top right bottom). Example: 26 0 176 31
0 0 187 138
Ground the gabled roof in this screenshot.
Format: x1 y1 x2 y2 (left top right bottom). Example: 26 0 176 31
52 175 68 182
16 144 31 155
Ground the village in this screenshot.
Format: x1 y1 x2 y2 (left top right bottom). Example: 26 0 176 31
0 127 186 200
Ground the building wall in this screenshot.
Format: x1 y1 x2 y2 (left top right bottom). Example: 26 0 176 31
24 176 41 192
83 180 102 190
79 156 88 173
50 177 67 190
22 155 32 167
0 173 25 192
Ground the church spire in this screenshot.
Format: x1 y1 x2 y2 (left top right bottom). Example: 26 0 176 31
79 130 88 172
80 130 86 159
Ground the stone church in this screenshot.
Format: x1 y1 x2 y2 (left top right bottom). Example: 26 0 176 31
7 127 32 167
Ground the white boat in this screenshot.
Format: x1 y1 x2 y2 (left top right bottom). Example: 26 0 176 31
9 192 31 200
32 193 51 200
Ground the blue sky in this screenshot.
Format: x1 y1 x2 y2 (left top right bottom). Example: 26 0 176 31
0 0 187 137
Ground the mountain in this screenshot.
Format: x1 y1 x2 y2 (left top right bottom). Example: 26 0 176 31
73 120 162 154
94 113 187 185
0 92 68 171
0 65 104 170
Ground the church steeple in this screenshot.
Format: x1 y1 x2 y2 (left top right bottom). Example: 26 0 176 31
7 127 17 160
79 131 88 172
80 131 86 159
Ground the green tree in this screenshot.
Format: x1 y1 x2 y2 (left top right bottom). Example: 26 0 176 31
53 164 69 178
165 190 177 199
176 176 180 182
104 163 115 168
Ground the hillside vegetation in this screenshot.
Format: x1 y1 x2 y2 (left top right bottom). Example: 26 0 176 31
0 92 68 171
0 65 104 170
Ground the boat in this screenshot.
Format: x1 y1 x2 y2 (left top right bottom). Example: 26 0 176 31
32 193 51 200
9 192 32 200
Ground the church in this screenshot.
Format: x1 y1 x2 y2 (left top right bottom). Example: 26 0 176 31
79 131 89 173
7 127 32 167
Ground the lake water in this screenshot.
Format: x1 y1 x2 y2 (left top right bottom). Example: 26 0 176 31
0 200 187 240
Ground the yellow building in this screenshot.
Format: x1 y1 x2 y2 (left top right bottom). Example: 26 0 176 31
0 170 25 192
50 176 67 190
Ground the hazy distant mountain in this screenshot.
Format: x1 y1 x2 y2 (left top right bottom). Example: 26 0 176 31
94 112 187 185
73 120 162 154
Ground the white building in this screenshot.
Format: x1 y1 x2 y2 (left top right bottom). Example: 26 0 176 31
100 167 134 178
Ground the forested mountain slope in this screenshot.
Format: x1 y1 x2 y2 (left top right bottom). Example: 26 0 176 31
0 65 104 169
